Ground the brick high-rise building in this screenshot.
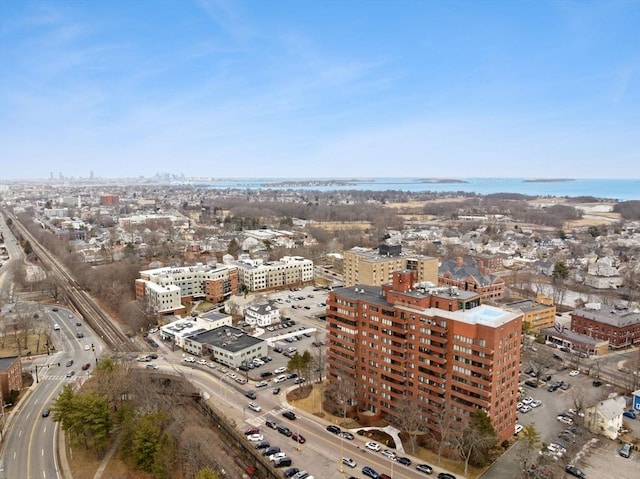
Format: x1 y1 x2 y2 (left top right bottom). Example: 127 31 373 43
326 271 522 442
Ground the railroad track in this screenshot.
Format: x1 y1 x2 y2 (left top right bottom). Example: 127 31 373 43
3 209 137 353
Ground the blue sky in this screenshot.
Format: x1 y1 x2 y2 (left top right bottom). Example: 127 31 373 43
1 0 638 180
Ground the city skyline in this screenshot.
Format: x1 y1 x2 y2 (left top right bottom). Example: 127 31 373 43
1 0 638 180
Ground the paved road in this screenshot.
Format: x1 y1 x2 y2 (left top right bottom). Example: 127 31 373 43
0 308 101 479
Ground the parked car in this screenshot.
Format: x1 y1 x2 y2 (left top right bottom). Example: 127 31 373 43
269 452 287 462
255 441 270 449
274 456 292 468
396 456 411 466
381 449 397 460
326 425 341 434
623 410 636 419
416 464 434 474
365 441 381 452
338 431 354 440
619 443 632 458
255 381 268 388
262 446 280 456
283 468 300 478
145 363 158 370
247 433 264 442
514 424 524 435
592 379 603 387
278 425 293 437
524 379 538 388
437 474 457 479
565 465 586 478
557 415 573 425
569 370 580 376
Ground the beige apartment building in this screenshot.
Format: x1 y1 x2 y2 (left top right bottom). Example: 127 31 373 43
344 244 438 288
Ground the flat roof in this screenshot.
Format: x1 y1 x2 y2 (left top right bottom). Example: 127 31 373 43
334 285 518 328
573 308 640 328
506 299 553 313
191 326 265 353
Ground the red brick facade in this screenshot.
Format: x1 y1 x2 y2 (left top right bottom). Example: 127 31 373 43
326 271 522 442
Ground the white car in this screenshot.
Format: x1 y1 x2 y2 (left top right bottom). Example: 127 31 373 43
531 399 542 408
269 452 287 462
557 415 573 425
569 370 580 377
274 366 287 374
342 457 357 468
274 374 288 383
248 402 261 412
365 441 381 452
197 359 207 365
184 356 195 363
207 362 216 368
84 345 91 351
514 424 524 435
519 405 532 413
247 433 264 441
522 396 534 405
381 449 397 460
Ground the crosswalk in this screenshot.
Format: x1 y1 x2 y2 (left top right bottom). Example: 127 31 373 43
40 375 79 381
245 405 289 427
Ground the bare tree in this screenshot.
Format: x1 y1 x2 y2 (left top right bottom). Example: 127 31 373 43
388 397 422 454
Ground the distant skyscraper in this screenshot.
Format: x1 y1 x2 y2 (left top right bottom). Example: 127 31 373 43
90 170 94 179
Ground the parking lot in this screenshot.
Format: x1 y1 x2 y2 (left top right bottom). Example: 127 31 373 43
579 439 640 479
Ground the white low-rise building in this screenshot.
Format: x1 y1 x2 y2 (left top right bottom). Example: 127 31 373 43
245 303 280 327
585 396 626 440
159 312 232 350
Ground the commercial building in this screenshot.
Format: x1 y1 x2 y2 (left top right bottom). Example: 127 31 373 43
159 312 232 350
136 263 239 315
183 326 267 368
0 356 22 404
571 306 640 349
506 295 556 332
343 244 439 288
230 255 314 292
326 270 522 442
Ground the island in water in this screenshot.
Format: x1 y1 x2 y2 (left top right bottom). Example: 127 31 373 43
523 178 575 183
415 178 468 184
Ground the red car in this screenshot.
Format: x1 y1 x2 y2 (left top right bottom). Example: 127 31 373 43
81 363 91 370
244 427 259 436
291 433 306 444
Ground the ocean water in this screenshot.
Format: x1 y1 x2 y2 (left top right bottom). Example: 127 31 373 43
202 178 640 201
